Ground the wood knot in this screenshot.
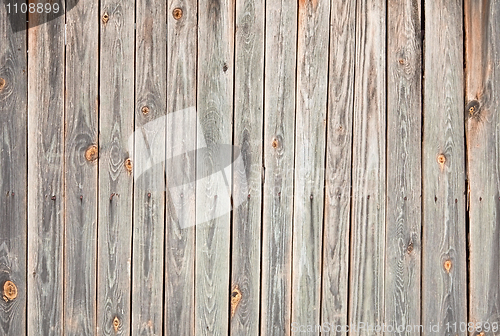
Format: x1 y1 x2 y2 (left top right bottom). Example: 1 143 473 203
102 12 109 23
437 154 446 165
85 145 98 162
3 281 17 302
466 100 480 118
223 63 228 72
141 106 150 115
124 158 133 173
444 260 452 273
0 78 5 91
230 286 242 318
172 8 183 20
407 242 413 254
113 316 120 332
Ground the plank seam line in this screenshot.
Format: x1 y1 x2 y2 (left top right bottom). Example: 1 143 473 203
228 0 237 331
289 0 300 326
319 0 334 328
346 0 359 328
258 0 267 333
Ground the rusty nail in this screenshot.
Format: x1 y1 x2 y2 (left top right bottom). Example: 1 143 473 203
102 12 109 23
85 144 98 162
11 192 14 196
3 281 17 302
124 158 133 173
310 194 313 200
172 8 183 20
248 194 251 199
479 197 482 202
223 63 228 72
51 196 56 200
407 243 413 254
113 316 120 332
404 196 407 201
0 78 5 90
444 260 452 273
230 286 242 318
147 192 151 198
272 139 278 148
80 195 83 200
437 154 446 165
141 106 150 115
110 193 115 200
399 59 404 64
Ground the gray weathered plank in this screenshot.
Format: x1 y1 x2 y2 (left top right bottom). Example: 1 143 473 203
0 4 27 336
230 0 264 333
164 0 197 335
385 0 422 334
195 0 234 334
98 0 135 334
465 0 500 328
64 0 99 334
422 0 467 334
131 0 166 334
27 6 66 335
261 0 297 334
291 0 330 330
320 0 355 332
349 0 386 332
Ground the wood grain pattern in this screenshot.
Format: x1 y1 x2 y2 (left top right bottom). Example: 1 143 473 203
321 0 355 332
195 0 234 334
131 0 166 334
261 0 297 334
64 0 98 334
422 0 467 333
385 0 422 334
164 0 197 335
291 0 330 330
349 0 386 332
98 0 135 334
27 5 66 335
465 0 500 329
0 4 27 336
230 0 264 333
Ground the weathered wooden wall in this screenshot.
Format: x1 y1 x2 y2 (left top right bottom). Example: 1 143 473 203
1 0 500 335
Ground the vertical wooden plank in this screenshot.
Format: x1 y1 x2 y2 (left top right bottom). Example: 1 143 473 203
27 5 65 336
131 0 166 334
0 4 27 336
291 0 330 330
321 0 355 331
349 0 386 332
465 0 500 328
195 0 234 334
261 0 297 334
422 0 467 334
164 0 197 335
385 0 422 334
64 0 98 334
230 0 264 333
98 0 134 334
